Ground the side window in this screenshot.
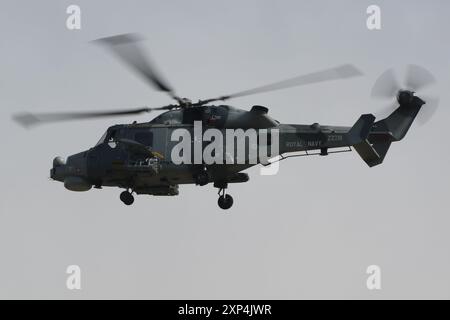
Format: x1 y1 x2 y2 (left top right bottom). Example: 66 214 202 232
135 131 153 146
106 129 117 142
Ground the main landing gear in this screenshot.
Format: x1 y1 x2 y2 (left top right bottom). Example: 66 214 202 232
119 182 235 209
216 182 233 210
120 190 134 206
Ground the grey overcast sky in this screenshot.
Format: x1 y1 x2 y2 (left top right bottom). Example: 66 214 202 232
1 0 449 299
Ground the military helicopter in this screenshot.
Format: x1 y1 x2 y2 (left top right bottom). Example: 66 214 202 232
13 34 439 209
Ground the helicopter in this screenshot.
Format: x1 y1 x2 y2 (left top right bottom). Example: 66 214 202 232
13 34 439 209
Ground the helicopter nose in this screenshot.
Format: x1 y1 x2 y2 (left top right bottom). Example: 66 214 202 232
66 152 88 176
50 151 89 179
50 156 67 182
53 156 66 168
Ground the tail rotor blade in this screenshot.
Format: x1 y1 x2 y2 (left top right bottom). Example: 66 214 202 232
371 68 401 100
404 64 436 92
374 102 397 119
417 95 439 126
371 65 439 126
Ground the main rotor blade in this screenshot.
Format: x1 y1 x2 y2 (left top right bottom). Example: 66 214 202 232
197 64 363 105
94 34 179 101
404 64 436 92
12 106 172 128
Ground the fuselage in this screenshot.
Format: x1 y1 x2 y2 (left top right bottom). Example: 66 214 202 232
50 105 353 194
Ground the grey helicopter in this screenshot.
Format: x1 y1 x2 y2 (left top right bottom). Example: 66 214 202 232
13 34 439 209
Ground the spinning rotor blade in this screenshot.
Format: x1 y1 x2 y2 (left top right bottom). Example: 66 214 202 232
404 64 436 92
370 68 400 100
417 95 439 125
94 34 180 102
196 64 363 105
371 65 439 125
12 105 173 128
374 101 397 119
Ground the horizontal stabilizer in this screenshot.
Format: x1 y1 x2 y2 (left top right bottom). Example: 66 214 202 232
353 140 392 167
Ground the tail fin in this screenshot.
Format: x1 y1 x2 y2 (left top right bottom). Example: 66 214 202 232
353 95 424 167
346 114 376 145
371 95 425 141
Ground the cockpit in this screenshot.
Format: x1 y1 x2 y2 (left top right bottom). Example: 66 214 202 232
95 127 122 146
95 131 108 146
148 105 232 127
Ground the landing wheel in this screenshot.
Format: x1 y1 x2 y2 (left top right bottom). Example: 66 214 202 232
217 193 233 210
120 190 134 206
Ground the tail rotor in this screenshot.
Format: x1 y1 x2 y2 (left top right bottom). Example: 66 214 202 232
371 65 439 125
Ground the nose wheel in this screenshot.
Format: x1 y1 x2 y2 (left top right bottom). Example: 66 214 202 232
194 166 210 186
217 188 233 210
194 171 209 186
120 190 134 206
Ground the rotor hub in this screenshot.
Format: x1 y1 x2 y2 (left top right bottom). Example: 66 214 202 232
397 90 414 105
